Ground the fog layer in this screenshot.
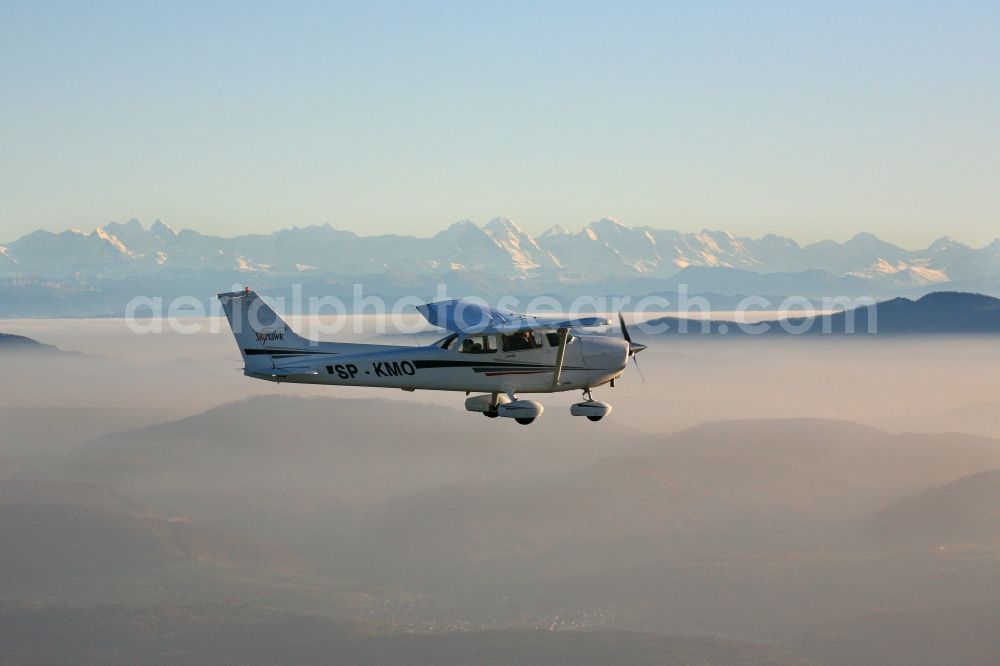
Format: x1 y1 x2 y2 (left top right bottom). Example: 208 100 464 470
2 319 1000 665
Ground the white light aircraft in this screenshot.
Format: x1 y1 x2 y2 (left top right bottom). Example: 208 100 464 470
219 289 646 424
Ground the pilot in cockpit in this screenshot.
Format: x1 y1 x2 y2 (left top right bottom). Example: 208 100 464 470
502 330 538 352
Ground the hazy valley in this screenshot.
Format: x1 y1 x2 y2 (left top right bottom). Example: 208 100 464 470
2 319 1000 664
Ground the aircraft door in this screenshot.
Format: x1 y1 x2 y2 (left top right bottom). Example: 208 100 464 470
499 330 543 358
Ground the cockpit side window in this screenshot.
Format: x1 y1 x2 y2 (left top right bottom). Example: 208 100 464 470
438 333 458 350
501 330 542 352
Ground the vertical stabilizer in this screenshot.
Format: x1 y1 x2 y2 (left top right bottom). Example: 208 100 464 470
217 289 312 372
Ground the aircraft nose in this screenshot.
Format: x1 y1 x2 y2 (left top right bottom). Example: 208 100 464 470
582 336 628 371
616 338 632 370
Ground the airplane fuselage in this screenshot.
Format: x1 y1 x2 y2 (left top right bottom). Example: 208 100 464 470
246 334 628 394
219 289 644 423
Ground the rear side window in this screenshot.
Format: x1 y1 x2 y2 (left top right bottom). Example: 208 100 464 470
459 335 497 354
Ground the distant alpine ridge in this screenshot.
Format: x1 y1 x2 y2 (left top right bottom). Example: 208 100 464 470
4 216 999 285
649 292 1000 335
2 217 1000 315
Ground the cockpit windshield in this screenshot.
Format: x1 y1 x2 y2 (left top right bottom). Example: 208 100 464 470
436 333 458 349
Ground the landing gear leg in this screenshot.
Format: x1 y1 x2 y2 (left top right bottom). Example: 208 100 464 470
583 388 601 421
483 391 500 418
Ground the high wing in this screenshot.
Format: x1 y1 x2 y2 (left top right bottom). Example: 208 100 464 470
416 299 611 334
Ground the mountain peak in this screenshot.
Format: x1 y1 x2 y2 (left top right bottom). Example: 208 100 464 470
588 217 628 232
929 235 969 251
759 233 802 250
697 229 738 243
484 217 524 236
849 231 881 243
444 219 478 231
843 232 902 252
541 224 571 237
482 217 550 269
0 332 68 354
915 291 999 308
100 219 145 239
150 219 177 238
433 220 495 247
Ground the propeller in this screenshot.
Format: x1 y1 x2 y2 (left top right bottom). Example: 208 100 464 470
618 311 646 382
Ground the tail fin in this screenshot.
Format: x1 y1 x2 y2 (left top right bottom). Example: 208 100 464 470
218 289 312 372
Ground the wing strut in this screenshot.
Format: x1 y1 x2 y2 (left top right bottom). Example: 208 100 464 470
550 327 570 391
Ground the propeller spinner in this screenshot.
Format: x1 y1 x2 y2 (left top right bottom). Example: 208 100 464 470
618 311 646 382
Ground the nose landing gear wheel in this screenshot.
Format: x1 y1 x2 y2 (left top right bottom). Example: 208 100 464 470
515 417 535 425
571 397 612 422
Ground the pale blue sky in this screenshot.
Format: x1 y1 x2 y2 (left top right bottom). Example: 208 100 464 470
1 1 998 247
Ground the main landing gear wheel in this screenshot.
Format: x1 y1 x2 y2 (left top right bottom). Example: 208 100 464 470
483 409 499 418
495 394 543 425
586 415 603 422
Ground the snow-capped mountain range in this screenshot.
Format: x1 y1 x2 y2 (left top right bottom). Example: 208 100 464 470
2 217 1000 315
3 216 998 286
